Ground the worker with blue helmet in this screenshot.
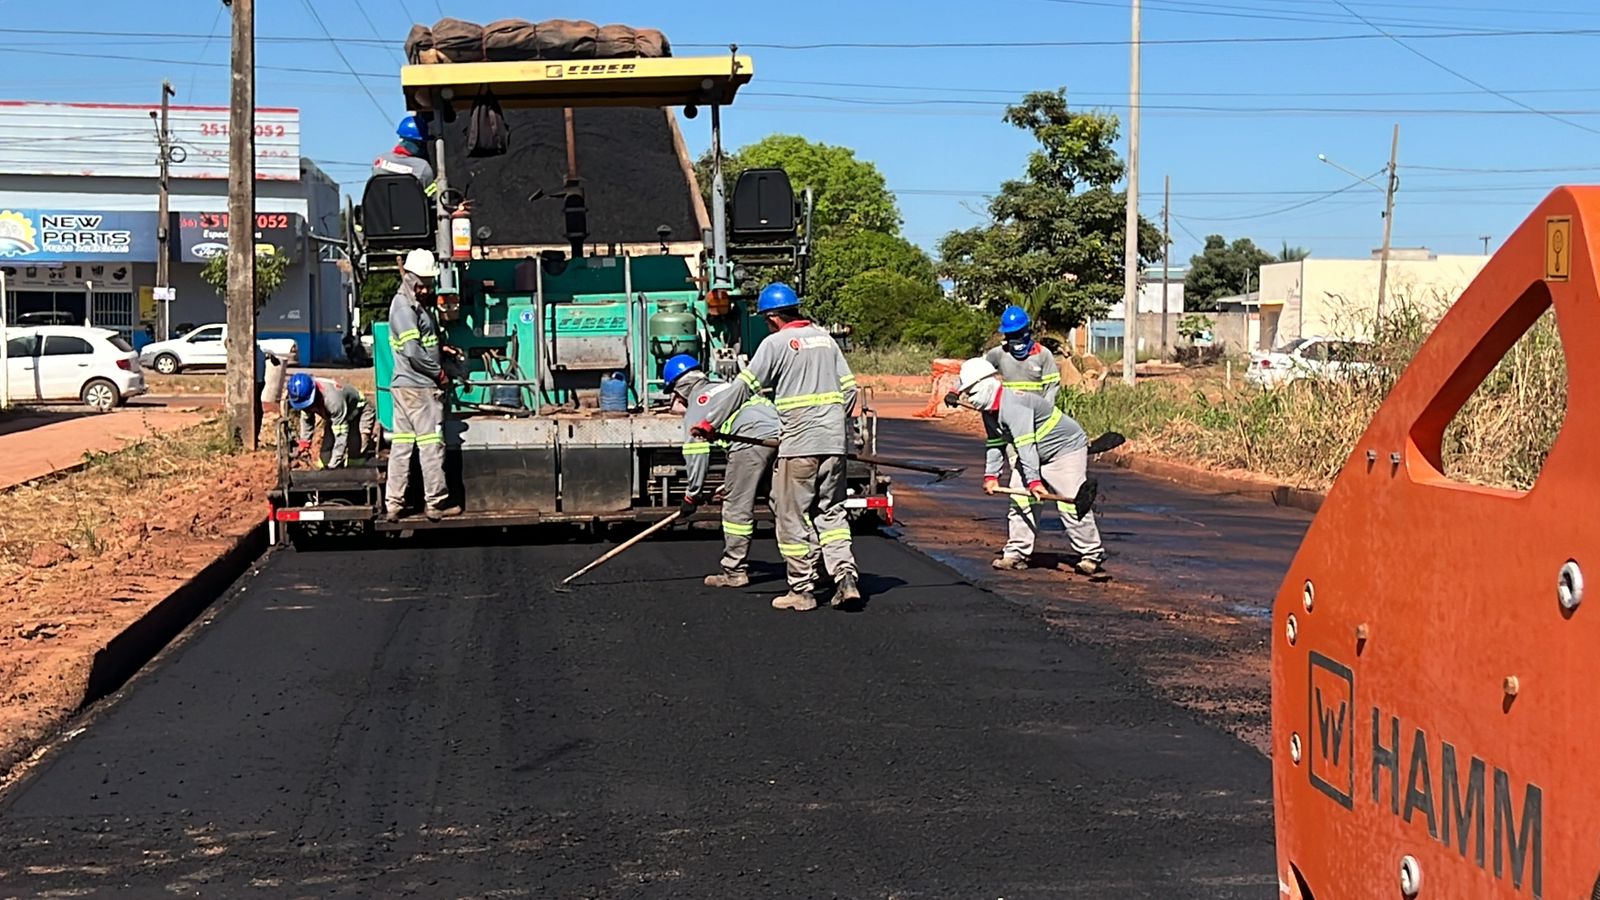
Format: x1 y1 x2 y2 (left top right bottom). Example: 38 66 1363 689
985 304 1063 406
665 353 780 588
373 114 438 198
719 281 863 611
288 373 376 470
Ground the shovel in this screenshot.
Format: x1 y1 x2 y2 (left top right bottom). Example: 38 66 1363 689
557 510 681 588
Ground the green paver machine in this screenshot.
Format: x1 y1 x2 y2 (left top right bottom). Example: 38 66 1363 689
271 49 892 543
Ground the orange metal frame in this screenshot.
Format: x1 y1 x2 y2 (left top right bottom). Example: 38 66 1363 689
1272 188 1597 899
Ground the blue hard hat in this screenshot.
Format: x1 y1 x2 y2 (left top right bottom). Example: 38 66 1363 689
757 282 800 314
662 354 701 388
287 373 318 410
999 305 1031 335
397 114 429 143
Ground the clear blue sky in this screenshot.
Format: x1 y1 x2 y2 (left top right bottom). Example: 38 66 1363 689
7 0 1600 264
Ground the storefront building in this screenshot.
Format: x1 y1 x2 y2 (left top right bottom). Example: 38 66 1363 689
0 101 349 363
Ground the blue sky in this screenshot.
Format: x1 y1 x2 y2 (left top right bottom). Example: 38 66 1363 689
7 0 1600 264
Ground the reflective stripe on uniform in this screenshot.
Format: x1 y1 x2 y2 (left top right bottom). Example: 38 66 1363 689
1016 409 1063 446
722 521 755 537
415 433 444 446
1056 501 1078 517
390 328 421 348
682 441 711 456
1010 495 1034 508
839 375 857 389
818 527 851 546
774 391 844 411
425 182 439 197
777 541 811 559
1004 381 1044 391
1042 373 1062 384
739 370 761 389
986 438 1006 448
331 425 349 436
390 432 417 444
725 394 773 431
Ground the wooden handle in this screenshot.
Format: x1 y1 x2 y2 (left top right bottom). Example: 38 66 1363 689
990 485 1075 505
560 511 681 585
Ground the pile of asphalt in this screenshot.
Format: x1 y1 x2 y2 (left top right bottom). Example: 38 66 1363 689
442 107 702 248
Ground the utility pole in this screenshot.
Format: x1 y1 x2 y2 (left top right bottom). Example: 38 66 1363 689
1161 174 1171 358
225 0 258 448
153 80 175 341
1121 0 1142 386
1480 234 1491 255
1375 123 1399 327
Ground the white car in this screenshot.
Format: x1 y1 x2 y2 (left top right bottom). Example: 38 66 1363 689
138 323 299 375
1247 336 1375 388
4 326 148 412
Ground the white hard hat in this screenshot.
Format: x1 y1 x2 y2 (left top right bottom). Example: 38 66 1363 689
958 356 999 393
402 248 440 278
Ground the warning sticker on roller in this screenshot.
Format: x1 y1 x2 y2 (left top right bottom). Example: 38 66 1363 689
1546 216 1571 282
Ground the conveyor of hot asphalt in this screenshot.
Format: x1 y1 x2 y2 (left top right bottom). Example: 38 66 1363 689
0 523 1275 898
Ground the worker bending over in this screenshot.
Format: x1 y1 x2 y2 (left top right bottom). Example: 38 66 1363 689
954 357 1105 577
719 282 862 611
288 373 375 469
984 305 1062 406
385 248 460 522
666 354 781 588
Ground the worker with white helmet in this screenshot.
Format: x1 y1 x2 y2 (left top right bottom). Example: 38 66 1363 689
665 353 781 588
288 373 375 469
718 282 862 612
954 356 1105 576
384 248 459 522
984 305 1063 406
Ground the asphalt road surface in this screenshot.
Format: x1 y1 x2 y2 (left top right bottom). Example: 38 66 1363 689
0 535 1275 898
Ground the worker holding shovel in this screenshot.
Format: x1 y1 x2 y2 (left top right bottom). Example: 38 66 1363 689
953 357 1106 577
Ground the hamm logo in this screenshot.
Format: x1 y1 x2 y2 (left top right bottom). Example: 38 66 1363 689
0 210 38 257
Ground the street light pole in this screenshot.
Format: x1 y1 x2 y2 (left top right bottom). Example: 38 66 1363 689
1121 0 1142 386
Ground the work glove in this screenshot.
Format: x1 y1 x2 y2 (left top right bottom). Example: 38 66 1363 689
294 439 311 456
677 494 700 519
689 419 714 440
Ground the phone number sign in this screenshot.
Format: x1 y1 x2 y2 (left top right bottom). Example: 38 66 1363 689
177 211 303 263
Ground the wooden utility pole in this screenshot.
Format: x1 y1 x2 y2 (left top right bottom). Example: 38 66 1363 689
1120 0 1142 385
1374 123 1399 326
154 80 175 341
1480 234 1491 255
1161 174 1171 357
225 0 258 448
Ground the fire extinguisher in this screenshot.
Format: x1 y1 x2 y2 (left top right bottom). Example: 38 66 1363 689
450 206 472 261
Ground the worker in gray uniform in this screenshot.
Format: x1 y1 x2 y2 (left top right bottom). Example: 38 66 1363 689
665 353 781 588
384 248 460 522
717 282 862 611
984 305 1063 405
372 115 438 199
954 356 1105 576
287 373 375 469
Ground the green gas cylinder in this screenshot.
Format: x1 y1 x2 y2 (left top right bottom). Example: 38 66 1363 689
648 300 700 362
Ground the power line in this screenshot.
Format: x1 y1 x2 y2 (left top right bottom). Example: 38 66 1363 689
297 0 391 123
186 3 226 100
1174 172 1384 222
1327 0 1600 137
354 0 404 66
674 27 1600 50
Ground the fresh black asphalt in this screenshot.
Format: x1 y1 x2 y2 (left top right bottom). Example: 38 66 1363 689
0 534 1275 898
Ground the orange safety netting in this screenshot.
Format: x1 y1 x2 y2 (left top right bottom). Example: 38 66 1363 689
912 358 965 418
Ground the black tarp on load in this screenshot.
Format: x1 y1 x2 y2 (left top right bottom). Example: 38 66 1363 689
404 18 671 64
441 107 700 247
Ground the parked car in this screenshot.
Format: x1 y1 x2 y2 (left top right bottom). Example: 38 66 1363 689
15 311 82 327
138 323 299 374
1247 336 1375 388
4 326 147 411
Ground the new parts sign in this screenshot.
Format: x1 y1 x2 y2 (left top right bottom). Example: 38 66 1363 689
0 209 158 262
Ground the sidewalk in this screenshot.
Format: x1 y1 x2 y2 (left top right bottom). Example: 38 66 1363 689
0 403 208 490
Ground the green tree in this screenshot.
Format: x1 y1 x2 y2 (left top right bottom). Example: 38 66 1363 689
200 246 290 311
1183 235 1274 310
359 272 399 322
937 90 1162 330
695 134 901 239
834 269 944 347
901 296 993 358
808 230 935 325
1278 241 1311 262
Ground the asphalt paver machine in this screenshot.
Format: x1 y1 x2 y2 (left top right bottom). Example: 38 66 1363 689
271 48 892 542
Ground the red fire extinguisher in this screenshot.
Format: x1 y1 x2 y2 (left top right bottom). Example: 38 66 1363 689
450 206 472 261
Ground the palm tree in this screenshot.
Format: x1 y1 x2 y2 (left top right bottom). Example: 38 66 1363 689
1278 242 1311 262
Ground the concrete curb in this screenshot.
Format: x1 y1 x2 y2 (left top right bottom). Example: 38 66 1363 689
1103 450 1326 514
82 520 270 706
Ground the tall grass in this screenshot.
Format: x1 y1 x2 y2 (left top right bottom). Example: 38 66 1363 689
846 343 946 376
1066 300 1566 492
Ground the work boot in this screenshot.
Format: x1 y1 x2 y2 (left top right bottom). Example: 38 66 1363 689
704 572 750 588
772 591 818 611
831 571 863 609
382 507 404 524
1074 558 1105 577
425 504 463 522
991 555 1029 571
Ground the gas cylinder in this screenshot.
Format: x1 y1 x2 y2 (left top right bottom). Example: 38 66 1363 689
450 207 472 261
648 300 700 361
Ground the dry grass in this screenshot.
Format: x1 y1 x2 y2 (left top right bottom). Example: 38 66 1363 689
0 416 278 583
1066 303 1566 492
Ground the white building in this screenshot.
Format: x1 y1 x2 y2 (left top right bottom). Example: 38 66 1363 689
1254 248 1489 348
0 100 348 363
